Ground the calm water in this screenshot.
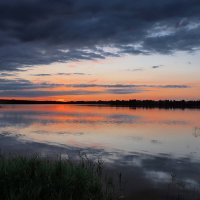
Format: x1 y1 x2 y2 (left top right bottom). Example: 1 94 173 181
0 104 200 199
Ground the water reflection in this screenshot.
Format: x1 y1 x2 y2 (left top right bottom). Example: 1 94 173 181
0 104 200 199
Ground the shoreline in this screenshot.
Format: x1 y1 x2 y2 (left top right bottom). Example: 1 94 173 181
0 99 200 109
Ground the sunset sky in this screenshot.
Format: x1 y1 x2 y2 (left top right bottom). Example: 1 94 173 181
0 0 200 101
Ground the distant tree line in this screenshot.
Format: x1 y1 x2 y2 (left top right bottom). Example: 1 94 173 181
0 99 200 109
68 100 200 109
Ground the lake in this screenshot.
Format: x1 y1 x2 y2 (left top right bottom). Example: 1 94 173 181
0 104 200 199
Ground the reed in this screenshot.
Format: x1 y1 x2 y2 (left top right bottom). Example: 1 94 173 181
0 154 114 200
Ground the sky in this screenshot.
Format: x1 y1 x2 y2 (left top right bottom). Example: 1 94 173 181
0 0 200 101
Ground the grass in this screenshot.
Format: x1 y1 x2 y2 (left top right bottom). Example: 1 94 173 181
0 154 114 200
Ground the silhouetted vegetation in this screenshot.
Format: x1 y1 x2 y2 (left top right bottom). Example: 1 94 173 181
68 100 200 109
0 154 199 200
0 155 114 200
1 99 199 109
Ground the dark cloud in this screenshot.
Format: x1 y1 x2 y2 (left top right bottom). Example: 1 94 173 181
152 65 163 69
0 0 200 71
0 72 15 77
105 88 143 94
126 68 144 72
159 85 189 88
0 78 190 98
126 65 164 71
56 72 90 76
66 83 190 89
0 78 63 90
0 89 101 97
32 74 52 76
0 86 143 98
0 78 190 91
32 73 90 76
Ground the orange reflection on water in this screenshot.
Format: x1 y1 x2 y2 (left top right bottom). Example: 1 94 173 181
0 104 200 159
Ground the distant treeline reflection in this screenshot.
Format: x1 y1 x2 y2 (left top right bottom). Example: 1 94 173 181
0 99 200 109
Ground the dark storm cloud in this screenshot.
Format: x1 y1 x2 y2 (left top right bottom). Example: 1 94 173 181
0 0 200 71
